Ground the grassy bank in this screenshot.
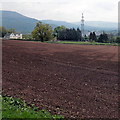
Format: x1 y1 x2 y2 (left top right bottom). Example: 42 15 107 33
2 96 63 119
45 41 119 46
4 39 119 46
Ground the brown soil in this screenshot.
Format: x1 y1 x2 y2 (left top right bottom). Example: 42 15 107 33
2 40 119 118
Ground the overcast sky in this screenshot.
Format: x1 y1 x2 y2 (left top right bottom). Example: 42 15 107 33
0 0 119 22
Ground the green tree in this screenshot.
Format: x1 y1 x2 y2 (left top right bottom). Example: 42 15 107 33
32 22 53 42
54 26 66 39
103 33 109 43
7 28 16 34
22 34 33 40
89 32 97 42
89 32 93 41
84 35 88 41
0 26 7 37
108 33 115 43
97 33 109 43
58 28 82 41
92 32 97 41
116 36 120 43
77 28 82 41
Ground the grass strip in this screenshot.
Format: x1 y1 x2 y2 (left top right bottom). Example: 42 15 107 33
45 41 119 46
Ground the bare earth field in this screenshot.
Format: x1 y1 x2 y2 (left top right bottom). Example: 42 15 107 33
2 40 119 118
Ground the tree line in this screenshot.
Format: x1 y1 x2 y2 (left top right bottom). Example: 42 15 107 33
89 32 109 43
1 22 120 43
56 28 82 41
32 22 120 43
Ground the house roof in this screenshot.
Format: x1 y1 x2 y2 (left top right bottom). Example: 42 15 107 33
4 33 22 37
4 33 11 37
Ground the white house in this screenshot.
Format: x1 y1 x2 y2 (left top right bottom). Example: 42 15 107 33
4 33 22 39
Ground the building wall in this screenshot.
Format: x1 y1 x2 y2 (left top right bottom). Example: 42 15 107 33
9 33 22 39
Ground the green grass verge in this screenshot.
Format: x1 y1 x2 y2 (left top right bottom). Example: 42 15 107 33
2 96 64 119
7 39 119 46
45 41 119 46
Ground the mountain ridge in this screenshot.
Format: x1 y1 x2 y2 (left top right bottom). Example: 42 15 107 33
0 10 117 34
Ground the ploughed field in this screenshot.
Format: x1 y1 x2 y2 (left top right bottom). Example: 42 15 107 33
3 40 119 118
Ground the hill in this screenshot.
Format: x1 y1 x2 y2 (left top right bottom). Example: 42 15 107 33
73 21 117 30
0 10 117 34
1 10 39 33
